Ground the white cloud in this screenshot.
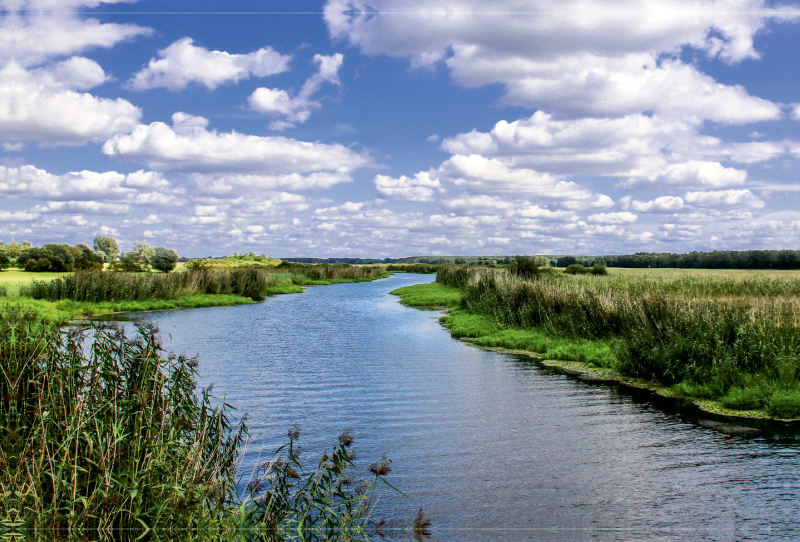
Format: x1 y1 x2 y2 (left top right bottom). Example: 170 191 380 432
325 0 792 122
684 189 764 208
630 196 685 212
0 61 140 145
0 164 171 202
438 154 613 209
630 160 747 189
374 171 442 201
588 212 638 224
102 111 370 175
0 9 150 67
3 142 23 152
248 54 344 129
126 37 292 91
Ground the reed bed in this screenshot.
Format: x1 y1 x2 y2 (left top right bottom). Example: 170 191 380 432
437 266 800 417
0 305 395 534
385 263 440 274
275 264 388 283
20 269 279 302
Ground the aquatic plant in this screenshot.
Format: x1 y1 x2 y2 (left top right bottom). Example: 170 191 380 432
19 269 279 302
436 266 800 417
0 305 399 535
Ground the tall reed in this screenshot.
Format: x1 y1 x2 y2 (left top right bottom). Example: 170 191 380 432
0 305 244 531
437 266 800 416
20 269 279 302
0 305 398 534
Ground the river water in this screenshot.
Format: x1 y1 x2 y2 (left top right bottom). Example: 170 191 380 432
119 273 798 541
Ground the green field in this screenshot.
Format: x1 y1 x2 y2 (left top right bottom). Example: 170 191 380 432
0 268 71 295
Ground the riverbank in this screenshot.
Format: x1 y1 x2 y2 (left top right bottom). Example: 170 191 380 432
1 267 391 325
391 280 800 427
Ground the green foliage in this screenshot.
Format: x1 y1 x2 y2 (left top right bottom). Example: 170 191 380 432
21 269 281 303
0 306 246 530
93 236 120 263
150 247 179 273
565 264 590 275
113 251 150 272
16 244 104 272
436 265 800 417
0 250 9 269
185 258 213 271
0 306 396 533
390 282 462 307
239 428 393 537
509 255 548 279
385 263 440 274
592 264 608 275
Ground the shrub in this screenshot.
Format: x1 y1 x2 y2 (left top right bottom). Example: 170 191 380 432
591 264 608 275
767 391 800 419
0 250 9 269
112 251 150 272
565 264 590 275
17 244 103 272
150 247 179 273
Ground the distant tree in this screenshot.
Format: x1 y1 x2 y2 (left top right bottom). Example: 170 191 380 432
112 251 150 272
93 236 120 262
0 251 9 270
556 256 577 267
150 247 179 273
454 256 467 264
565 264 590 275
133 240 155 264
75 244 104 270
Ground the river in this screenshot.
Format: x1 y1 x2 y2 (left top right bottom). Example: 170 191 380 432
118 273 798 541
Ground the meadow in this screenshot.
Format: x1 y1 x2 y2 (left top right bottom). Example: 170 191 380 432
393 266 800 420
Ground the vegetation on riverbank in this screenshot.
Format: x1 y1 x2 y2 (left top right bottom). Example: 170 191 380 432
0 305 394 535
394 266 800 421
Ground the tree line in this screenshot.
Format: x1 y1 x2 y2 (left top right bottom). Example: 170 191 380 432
0 237 179 273
596 250 800 270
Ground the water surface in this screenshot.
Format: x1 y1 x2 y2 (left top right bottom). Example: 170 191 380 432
123 273 799 541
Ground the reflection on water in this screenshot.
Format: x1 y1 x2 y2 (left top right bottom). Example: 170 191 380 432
114 273 800 541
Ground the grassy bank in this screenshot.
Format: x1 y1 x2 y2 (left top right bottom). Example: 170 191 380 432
1 265 390 323
393 268 800 422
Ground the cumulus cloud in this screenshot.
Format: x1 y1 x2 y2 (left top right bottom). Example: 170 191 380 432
0 62 141 145
628 196 685 213
374 171 442 201
438 154 613 210
627 160 748 189
684 189 765 208
0 164 171 202
102 111 370 175
0 8 150 67
588 212 638 224
248 54 344 130
126 37 292 91
325 0 792 121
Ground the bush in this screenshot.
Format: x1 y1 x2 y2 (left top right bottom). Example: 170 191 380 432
767 391 800 419
150 247 178 273
0 250 9 269
111 251 150 272
591 264 608 275
565 264 590 275
17 244 103 272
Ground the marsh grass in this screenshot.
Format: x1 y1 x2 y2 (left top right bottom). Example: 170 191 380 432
0 305 245 531
20 269 279 303
0 305 398 536
390 282 461 307
436 266 800 418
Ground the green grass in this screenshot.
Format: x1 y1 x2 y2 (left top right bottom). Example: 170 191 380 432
390 282 462 307
395 271 800 420
391 282 615 367
0 268 71 295
4 295 257 325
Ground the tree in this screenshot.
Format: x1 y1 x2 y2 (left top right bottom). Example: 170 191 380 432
0 251 9 270
93 236 120 262
150 247 179 273
133 240 155 264
112 252 150 272
454 256 467 264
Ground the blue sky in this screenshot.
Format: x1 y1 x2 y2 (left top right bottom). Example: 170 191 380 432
2 0 800 257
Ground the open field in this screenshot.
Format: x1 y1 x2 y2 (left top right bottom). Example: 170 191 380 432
394 266 800 421
0 268 71 295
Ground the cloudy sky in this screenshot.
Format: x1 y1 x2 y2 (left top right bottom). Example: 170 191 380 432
2 0 800 257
